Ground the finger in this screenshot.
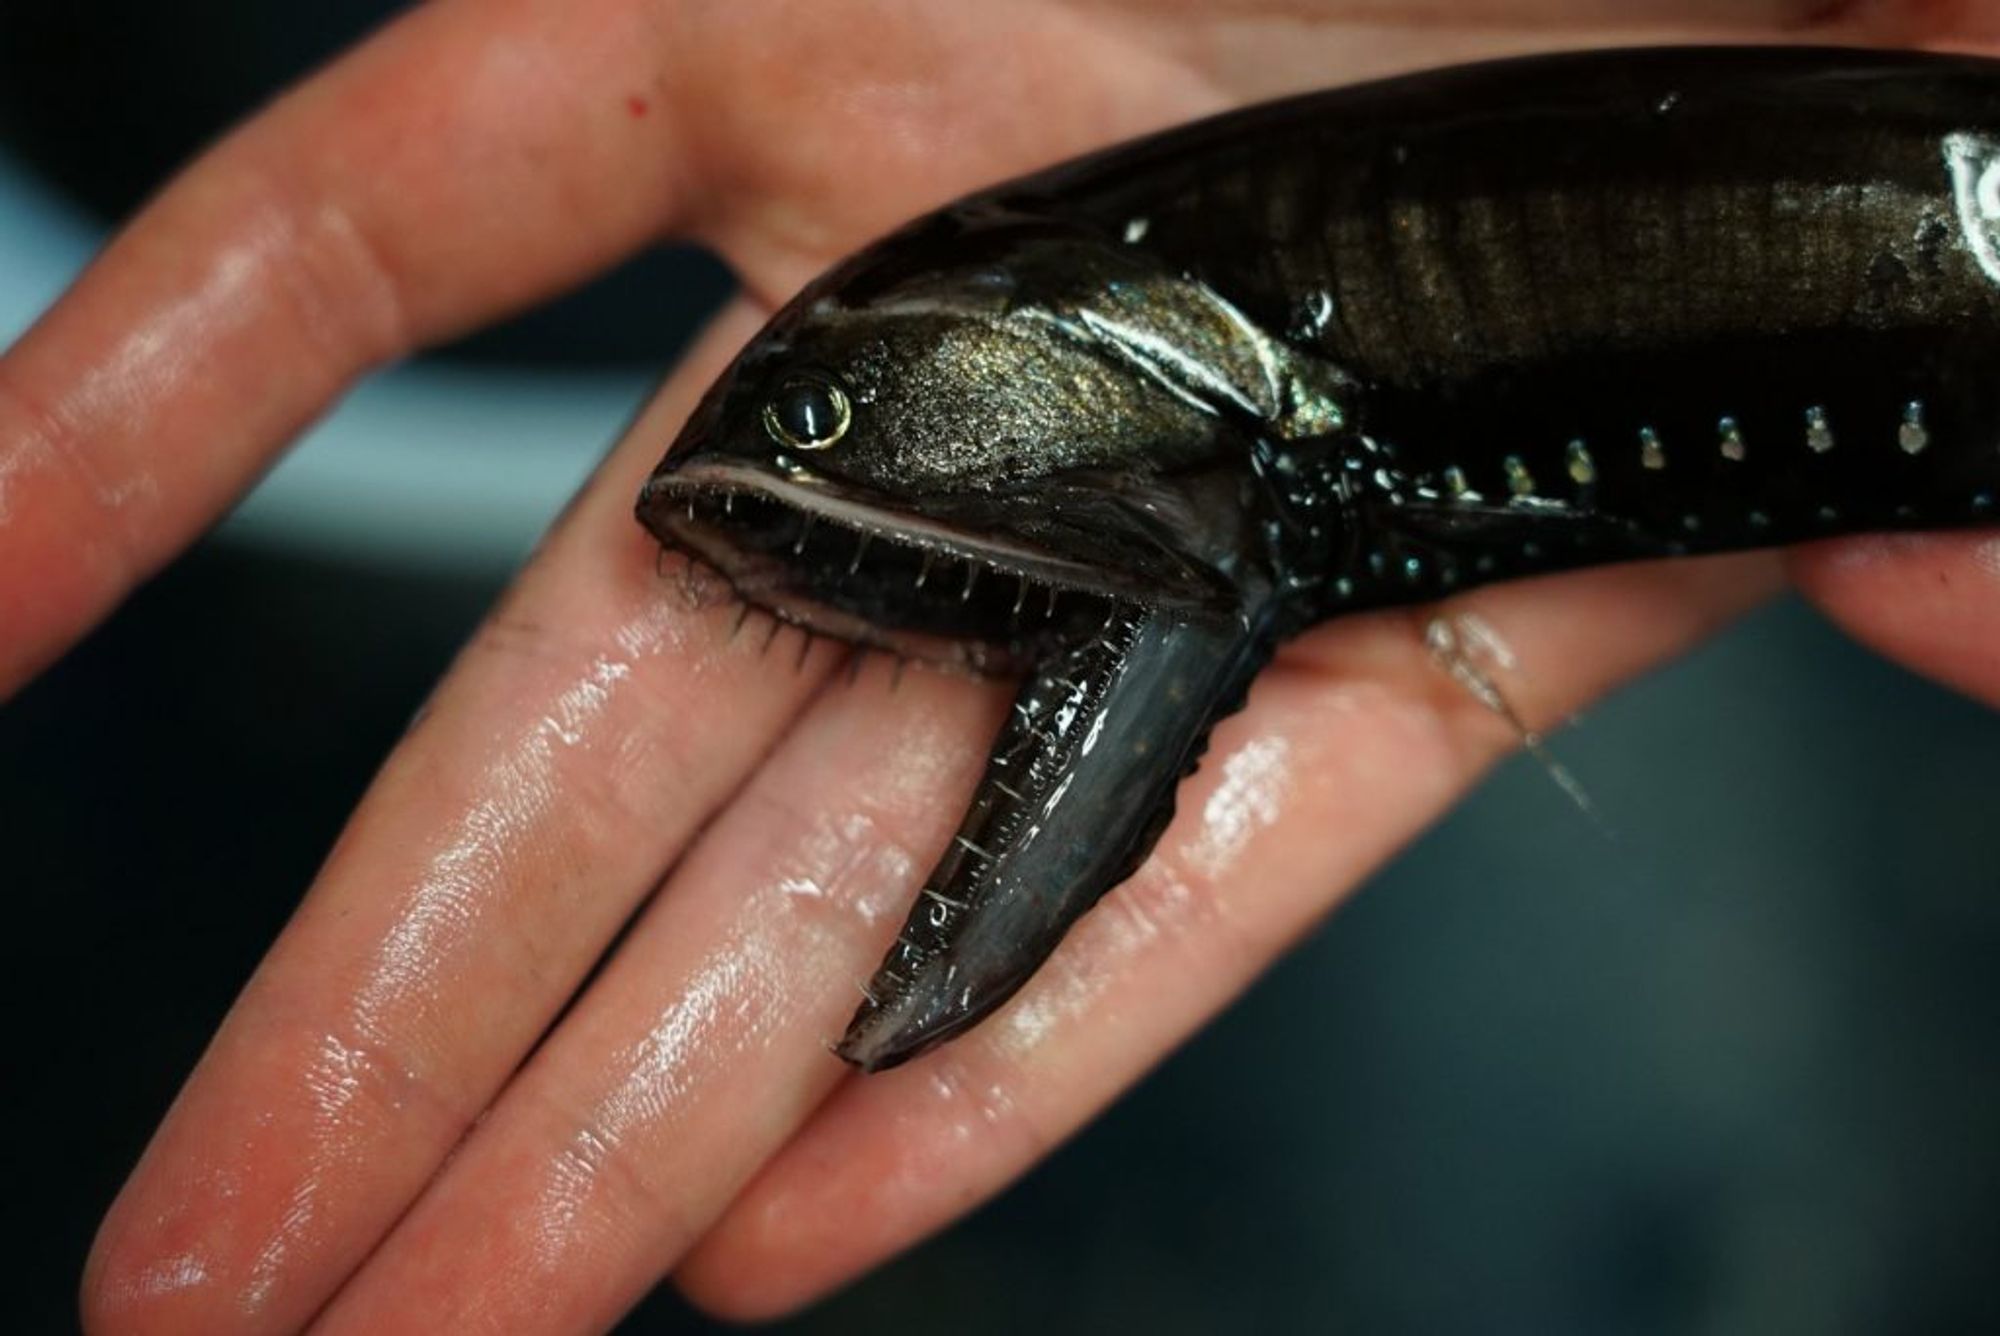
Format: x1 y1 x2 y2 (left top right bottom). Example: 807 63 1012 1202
309 658 1007 1335
1789 534 2000 708
0 0 1290 702
0 0 696 696
675 554 1783 1320
9 0 1968 697
80 302 842 1336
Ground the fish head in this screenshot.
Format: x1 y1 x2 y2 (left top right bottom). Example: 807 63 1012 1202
639 216 1350 669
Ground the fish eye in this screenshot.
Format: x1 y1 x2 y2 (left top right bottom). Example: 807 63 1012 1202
763 376 852 451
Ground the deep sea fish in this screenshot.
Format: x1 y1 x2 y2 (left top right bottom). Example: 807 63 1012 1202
639 46 2000 1071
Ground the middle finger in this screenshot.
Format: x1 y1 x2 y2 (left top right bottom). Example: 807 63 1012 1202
312 638 1008 1334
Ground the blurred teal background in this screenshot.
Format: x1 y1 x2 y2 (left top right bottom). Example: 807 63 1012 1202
4 5 1997 1332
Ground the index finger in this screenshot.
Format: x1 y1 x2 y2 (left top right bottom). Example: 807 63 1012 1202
0 0 690 694
80 302 817 1335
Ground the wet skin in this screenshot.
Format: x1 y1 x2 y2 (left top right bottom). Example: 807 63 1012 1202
3 3 1993 1333
641 48 2000 1071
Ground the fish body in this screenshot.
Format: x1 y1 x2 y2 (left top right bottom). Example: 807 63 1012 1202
639 47 2000 1070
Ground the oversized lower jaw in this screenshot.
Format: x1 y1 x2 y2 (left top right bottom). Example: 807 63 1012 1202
835 601 1274 1072
642 460 1277 1070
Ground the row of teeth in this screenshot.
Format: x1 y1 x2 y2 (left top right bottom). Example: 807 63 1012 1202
678 487 1080 622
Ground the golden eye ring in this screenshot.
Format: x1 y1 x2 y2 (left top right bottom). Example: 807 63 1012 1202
763 377 852 451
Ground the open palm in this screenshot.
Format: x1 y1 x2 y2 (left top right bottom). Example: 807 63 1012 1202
10 2 1990 1331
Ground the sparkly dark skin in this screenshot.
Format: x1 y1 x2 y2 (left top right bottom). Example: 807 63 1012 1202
639 47 2000 1071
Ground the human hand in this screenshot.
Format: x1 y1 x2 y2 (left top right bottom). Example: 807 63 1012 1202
19 2 1993 1332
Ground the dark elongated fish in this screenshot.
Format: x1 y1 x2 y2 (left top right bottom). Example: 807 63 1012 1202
638 47 2000 1071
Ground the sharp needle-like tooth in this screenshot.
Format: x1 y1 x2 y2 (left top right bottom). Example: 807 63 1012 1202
848 532 872 576
921 886 969 910
761 618 783 654
792 514 818 555
954 835 995 861
961 563 980 602
723 492 735 516
915 550 936 589
729 603 752 641
1012 579 1030 618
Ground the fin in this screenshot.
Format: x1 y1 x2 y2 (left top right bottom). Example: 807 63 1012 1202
1376 496 1664 556
1424 613 1611 838
836 604 1270 1072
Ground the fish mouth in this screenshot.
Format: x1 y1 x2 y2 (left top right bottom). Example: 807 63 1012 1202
637 459 1189 671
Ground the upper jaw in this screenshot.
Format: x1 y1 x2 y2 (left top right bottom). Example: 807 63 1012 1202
637 458 1221 670
644 458 1119 590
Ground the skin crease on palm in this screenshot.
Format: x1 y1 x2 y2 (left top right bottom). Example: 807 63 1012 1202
0 0 1980 1329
